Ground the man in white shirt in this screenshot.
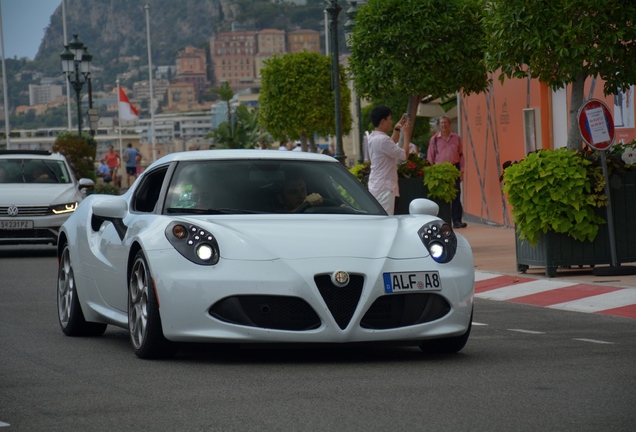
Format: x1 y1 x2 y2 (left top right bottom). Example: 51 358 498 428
367 106 412 215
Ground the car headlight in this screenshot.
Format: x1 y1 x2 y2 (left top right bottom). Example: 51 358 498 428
165 221 220 266
418 222 457 263
51 202 79 214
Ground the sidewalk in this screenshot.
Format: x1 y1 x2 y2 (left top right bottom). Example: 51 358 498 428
459 221 636 288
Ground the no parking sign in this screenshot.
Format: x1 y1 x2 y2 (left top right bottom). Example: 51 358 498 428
577 99 615 150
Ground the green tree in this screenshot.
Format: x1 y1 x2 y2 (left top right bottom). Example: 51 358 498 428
258 51 352 152
484 0 636 150
348 0 488 127
52 131 97 180
210 106 270 149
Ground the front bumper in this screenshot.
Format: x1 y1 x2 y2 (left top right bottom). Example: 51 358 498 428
148 250 475 344
0 213 72 245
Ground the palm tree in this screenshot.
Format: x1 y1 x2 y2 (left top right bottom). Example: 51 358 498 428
209 82 234 125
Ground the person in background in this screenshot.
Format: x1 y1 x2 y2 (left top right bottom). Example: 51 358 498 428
366 106 412 215
104 145 121 187
122 142 141 187
96 158 111 183
427 115 466 228
257 140 268 150
279 141 289 151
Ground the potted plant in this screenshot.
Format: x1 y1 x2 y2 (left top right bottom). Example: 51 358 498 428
502 144 636 276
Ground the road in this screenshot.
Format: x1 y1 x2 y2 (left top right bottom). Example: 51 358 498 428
1 246 635 431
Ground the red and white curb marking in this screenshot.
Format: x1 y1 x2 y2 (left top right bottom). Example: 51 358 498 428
474 272 636 319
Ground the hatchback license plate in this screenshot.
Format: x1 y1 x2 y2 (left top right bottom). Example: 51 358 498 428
0 220 34 230
383 271 441 293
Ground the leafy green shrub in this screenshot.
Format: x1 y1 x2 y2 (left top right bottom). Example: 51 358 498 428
502 148 607 246
92 183 120 195
423 162 461 203
52 131 97 179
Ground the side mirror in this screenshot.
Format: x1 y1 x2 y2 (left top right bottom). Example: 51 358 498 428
409 198 439 216
92 197 128 240
78 178 95 189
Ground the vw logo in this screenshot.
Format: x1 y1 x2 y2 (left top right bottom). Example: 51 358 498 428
7 205 18 217
330 270 350 287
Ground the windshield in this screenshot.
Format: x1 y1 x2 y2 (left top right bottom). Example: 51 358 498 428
0 159 73 184
164 159 386 215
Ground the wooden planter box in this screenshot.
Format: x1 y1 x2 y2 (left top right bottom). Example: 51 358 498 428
395 177 452 223
516 171 636 277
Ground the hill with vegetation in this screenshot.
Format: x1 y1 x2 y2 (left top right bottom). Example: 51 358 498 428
6 0 330 125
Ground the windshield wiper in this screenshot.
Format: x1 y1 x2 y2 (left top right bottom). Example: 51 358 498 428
166 207 259 214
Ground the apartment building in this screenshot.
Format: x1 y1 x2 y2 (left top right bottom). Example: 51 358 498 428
210 30 258 88
287 29 320 53
255 29 287 80
28 84 63 106
174 46 209 97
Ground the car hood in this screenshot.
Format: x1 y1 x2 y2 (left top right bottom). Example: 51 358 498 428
0 183 81 205
171 215 432 261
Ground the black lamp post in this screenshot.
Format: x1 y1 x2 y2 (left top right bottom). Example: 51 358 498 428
60 34 92 140
344 1 365 164
325 0 345 165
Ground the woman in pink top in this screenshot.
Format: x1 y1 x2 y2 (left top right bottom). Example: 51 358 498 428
104 145 121 186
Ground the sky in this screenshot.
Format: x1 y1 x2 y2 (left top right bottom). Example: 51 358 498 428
1 0 61 60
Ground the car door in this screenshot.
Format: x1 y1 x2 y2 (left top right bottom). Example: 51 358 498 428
92 166 170 312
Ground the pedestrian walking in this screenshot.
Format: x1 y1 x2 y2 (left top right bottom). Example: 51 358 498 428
104 145 121 187
122 142 141 187
367 106 412 215
427 115 466 228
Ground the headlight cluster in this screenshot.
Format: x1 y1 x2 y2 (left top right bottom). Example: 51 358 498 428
418 222 457 263
51 202 78 214
165 221 220 266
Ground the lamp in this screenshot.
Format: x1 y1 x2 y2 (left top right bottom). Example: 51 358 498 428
325 0 345 165
60 34 91 140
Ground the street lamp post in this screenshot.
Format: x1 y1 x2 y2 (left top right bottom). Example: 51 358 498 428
325 0 345 165
60 34 92 140
344 1 365 164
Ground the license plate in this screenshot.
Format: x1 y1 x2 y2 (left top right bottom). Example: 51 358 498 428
0 220 34 230
383 271 441 293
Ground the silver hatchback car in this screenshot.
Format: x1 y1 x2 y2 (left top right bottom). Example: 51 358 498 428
0 150 94 245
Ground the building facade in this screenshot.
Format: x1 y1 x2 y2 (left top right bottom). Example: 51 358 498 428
287 29 320 53
210 30 258 88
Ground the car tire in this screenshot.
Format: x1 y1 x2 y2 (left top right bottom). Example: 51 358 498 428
419 309 473 354
128 251 178 359
57 244 107 337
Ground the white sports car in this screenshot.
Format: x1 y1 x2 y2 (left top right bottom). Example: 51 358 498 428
57 150 474 359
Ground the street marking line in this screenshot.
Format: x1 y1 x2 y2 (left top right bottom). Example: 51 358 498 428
0 420 10 427
548 289 636 313
476 280 575 300
472 321 488 326
474 271 502 282
474 275 536 293
510 284 623 306
508 329 545 334
573 338 614 345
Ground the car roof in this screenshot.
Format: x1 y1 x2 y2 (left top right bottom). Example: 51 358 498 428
149 149 339 168
0 150 67 161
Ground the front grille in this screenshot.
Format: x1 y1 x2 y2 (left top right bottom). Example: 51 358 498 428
210 295 321 331
0 206 51 216
360 293 450 329
0 228 58 244
314 274 364 330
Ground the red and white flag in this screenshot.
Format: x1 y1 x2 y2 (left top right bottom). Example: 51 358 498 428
118 87 139 120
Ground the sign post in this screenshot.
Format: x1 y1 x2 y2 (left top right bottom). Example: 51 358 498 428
577 99 636 276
